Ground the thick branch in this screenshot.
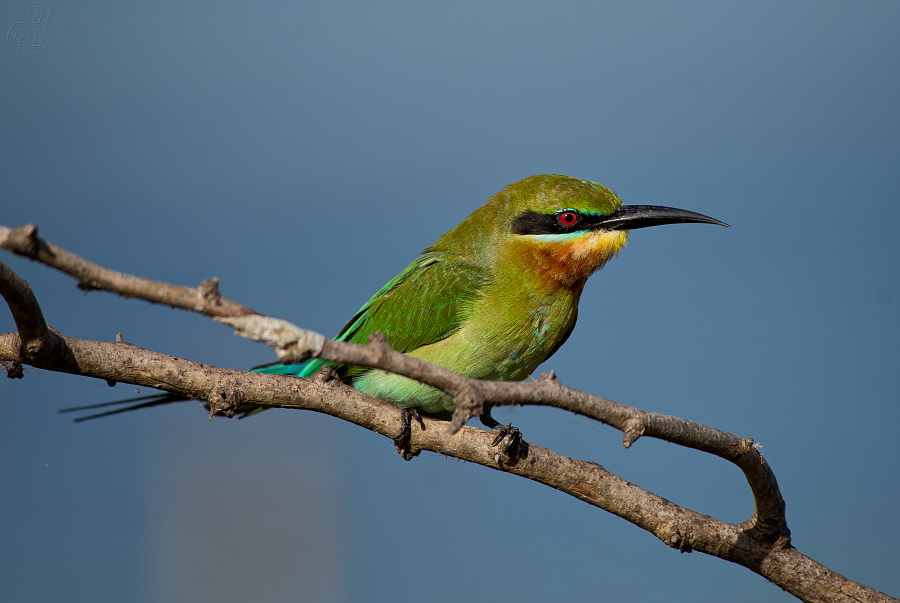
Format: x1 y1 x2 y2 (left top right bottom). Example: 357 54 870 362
0 258 70 374
0 329 892 603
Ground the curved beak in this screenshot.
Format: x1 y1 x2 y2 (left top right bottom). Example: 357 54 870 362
597 205 729 231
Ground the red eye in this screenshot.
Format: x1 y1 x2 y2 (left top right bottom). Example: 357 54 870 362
557 211 579 227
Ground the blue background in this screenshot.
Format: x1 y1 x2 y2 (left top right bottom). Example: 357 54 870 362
2 1 898 601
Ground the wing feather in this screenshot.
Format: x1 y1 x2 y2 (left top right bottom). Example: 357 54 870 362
257 253 487 383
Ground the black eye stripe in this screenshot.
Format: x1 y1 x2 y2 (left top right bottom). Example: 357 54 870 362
513 210 603 235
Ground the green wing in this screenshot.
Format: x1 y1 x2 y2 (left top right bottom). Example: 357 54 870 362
254 252 488 383
335 253 486 381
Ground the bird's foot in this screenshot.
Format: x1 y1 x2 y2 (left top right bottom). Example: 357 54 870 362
490 423 522 449
479 410 523 460
393 408 424 461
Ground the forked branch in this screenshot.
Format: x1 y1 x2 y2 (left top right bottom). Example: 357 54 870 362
0 223 894 603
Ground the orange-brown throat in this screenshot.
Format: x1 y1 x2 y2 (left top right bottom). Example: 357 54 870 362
504 230 630 289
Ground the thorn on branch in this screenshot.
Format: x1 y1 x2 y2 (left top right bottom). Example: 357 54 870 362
77 280 100 292
208 385 242 419
734 437 755 456
622 417 646 448
7 224 39 257
314 364 339 383
539 369 559 382
116 333 123 343
662 524 693 553
197 277 221 307
449 382 485 434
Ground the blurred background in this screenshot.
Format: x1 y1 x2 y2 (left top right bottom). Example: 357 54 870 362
2 1 898 601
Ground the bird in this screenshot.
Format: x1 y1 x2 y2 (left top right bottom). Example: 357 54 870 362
63 174 728 454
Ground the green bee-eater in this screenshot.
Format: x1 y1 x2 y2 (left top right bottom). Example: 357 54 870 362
67 174 727 428
257 174 727 417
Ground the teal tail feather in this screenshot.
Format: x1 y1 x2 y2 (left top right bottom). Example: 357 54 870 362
61 358 332 421
59 392 189 422
250 358 326 378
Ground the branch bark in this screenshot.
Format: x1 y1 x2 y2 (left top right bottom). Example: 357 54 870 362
1 223 895 603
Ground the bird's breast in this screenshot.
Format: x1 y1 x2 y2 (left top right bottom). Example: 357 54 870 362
422 277 581 381
353 258 585 415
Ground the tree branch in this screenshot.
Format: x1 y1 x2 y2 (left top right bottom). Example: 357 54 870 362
1 224 895 603
0 222 788 539
0 257 72 377
0 224 256 317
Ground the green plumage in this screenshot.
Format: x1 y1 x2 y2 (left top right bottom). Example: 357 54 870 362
258 175 633 415
257 174 727 417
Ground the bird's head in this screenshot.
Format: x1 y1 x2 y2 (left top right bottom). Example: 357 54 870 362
434 175 728 289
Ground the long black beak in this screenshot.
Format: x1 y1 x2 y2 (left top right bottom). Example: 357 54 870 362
598 205 729 231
